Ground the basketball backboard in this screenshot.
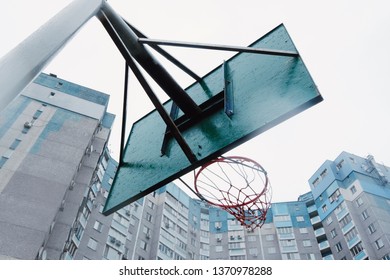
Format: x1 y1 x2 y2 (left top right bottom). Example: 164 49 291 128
103 24 322 215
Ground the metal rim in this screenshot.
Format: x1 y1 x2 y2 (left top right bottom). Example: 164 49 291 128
194 156 269 208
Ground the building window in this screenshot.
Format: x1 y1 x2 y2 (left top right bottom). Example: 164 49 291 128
350 185 357 194
296 216 305 222
303 240 312 247
304 253 316 260
230 255 246 260
9 139 22 150
141 225 149 234
382 253 390 260
178 239 187 251
312 178 320 187
266 234 274 241
356 197 364 207
140 240 148 251
215 221 222 229
93 221 103 232
280 239 297 247
113 213 130 228
0 156 8 168
165 203 177 216
146 213 152 223
177 226 187 238
329 189 341 203
274 215 291 222
322 204 328 213
215 245 223 253
345 227 358 242
147 200 155 209
201 218 209 228
282 253 300 260
87 238 98 251
350 242 364 257
248 235 256 242
201 243 210 250
361 209 369 220
249 248 258 257
325 216 333 225
336 159 344 171
299 228 308 234
268 247 276 254
33 110 43 119
335 242 343 253
368 223 376 234
334 201 346 214
330 228 337 239
67 241 78 259
103 245 121 260
130 216 139 226
277 227 293 234
339 214 352 227
374 238 384 250
320 168 328 179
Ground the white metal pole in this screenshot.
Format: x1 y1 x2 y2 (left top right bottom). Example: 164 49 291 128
0 0 105 112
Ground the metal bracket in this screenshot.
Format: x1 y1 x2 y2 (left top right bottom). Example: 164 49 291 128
223 61 234 117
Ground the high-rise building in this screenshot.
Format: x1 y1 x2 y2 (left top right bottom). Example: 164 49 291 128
307 151 390 260
77 151 390 260
0 73 114 260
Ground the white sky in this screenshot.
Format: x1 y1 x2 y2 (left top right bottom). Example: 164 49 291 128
1 0 390 203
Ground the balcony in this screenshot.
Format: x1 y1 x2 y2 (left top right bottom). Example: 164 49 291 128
278 232 295 240
111 219 127 235
322 254 334 260
341 221 354 235
347 235 361 249
318 240 330 251
336 207 348 221
280 246 298 254
314 228 326 238
307 204 317 214
229 249 246 256
354 249 368 260
310 216 321 225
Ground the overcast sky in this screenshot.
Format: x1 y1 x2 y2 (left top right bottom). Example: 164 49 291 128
1 0 389 203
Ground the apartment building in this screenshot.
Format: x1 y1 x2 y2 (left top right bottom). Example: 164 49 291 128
78 151 389 260
0 73 114 259
307 151 390 260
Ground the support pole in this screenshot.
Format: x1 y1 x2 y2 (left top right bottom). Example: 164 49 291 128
119 62 129 165
0 0 104 112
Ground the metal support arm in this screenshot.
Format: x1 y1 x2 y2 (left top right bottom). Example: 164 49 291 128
98 2 202 117
138 38 299 57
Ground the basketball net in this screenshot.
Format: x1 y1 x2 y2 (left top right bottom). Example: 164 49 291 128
194 156 272 230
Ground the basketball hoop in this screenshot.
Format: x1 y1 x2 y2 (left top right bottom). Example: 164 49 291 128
194 156 271 229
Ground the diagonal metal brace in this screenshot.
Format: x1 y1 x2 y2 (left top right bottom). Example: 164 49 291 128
138 38 299 57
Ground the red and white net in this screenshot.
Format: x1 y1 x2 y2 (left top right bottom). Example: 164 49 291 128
194 156 271 229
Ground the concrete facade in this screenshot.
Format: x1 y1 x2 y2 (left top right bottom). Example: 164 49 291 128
0 73 114 259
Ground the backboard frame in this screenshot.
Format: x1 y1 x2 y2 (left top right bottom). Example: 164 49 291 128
103 23 322 215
